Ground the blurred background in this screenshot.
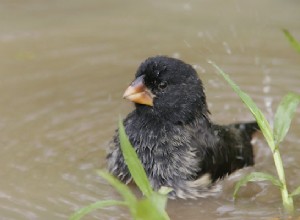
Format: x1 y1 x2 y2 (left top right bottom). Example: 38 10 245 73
0 0 299 219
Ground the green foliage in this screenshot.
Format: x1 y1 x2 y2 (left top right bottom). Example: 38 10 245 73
291 186 300 198
97 170 137 215
69 120 171 220
211 61 300 214
118 118 153 197
283 29 300 53
210 61 275 149
274 93 300 145
70 200 127 220
233 172 282 199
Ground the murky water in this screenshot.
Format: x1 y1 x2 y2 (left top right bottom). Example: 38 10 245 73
0 0 300 219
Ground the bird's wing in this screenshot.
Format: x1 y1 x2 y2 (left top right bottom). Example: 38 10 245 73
193 122 258 182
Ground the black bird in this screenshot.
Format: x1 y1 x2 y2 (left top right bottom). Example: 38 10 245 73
107 56 259 199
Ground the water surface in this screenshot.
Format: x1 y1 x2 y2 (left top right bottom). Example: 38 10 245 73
0 0 300 219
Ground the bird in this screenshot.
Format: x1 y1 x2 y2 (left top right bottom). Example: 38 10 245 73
106 56 259 199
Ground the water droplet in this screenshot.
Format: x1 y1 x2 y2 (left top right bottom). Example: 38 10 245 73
172 52 180 59
222 41 232 54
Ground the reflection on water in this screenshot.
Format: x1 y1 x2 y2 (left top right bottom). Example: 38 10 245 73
0 0 299 219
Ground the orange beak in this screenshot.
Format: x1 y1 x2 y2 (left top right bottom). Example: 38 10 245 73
123 75 154 106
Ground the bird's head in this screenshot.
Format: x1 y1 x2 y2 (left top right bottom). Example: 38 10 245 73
123 56 209 124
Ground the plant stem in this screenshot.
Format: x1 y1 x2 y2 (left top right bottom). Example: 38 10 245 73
273 147 294 213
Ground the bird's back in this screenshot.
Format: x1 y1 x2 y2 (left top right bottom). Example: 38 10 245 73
197 121 259 182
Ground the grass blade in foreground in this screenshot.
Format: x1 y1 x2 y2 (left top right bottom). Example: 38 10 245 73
291 186 300 198
69 200 127 220
274 93 300 145
209 61 275 150
118 118 153 197
154 187 173 211
136 197 170 220
97 170 137 207
211 61 296 213
283 29 300 53
143 188 173 220
118 119 170 220
70 120 170 220
233 172 282 199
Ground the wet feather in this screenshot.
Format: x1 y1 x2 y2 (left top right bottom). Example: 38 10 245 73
107 56 259 199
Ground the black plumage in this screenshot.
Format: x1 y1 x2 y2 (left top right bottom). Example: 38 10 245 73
107 56 259 199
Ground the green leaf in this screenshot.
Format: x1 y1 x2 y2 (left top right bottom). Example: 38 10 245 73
135 188 172 220
153 187 173 211
118 118 153 197
283 29 300 54
69 200 127 220
233 172 282 199
291 185 300 197
274 92 300 145
158 186 173 196
150 193 170 217
135 197 170 220
97 170 137 215
210 62 275 150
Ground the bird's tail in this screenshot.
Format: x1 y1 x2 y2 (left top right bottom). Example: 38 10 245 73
232 121 260 138
225 121 260 174
207 121 260 182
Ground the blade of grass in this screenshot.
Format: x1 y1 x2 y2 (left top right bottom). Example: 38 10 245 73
69 200 127 220
149 193 170 219
136 197 170 220
291 185 300 197
211 62 295 213
118 118 153 197
210 61 275 150
136 187 172 220
274 92 300 145
158 186 173 196
233 172 282 199
283 29 300 53
97 170 137 215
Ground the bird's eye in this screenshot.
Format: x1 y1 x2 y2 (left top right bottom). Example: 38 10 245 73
158 81 167 90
